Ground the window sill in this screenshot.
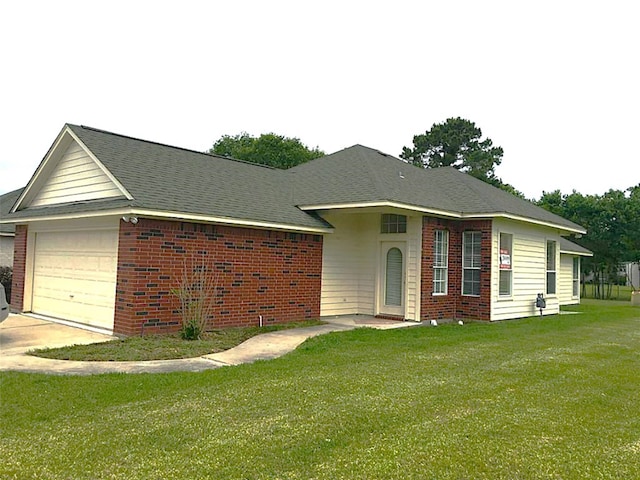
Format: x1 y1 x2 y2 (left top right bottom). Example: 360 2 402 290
432 293 448 297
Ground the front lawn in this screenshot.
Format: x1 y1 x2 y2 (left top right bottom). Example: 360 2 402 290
1 301 639 479
30 320 325 361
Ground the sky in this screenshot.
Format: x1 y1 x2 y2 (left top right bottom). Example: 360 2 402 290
1 1 638 199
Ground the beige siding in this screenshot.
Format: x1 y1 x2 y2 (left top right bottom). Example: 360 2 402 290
319 210 421 321
404 216 422 320
559 254 579 305
320 213 376 316
30 141 123 207
491 219 562 320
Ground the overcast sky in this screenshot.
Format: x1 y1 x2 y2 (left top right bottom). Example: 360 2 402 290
1 1 638 199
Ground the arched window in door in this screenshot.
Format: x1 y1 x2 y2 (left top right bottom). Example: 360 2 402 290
385 247 403 306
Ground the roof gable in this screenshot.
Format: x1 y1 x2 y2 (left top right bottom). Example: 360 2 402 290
289 145 586 233
64 125 331 232
13 126 130 212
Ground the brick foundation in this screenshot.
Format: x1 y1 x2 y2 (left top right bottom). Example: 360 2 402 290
114 219 323 335
421 217 491 322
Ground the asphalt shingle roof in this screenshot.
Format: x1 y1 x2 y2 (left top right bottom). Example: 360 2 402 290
65 125 330 230
289 145 585 232
4 126 585 234
0 188 25 234
559 237 593 255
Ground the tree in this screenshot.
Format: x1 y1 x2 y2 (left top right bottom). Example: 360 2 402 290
537 187 639 298
401 117 504 183
209 132 324 169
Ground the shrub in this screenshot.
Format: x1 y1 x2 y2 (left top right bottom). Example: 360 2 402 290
0 266 11 302
172 255 219 340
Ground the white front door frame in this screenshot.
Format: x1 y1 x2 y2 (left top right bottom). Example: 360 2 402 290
378 241 406 317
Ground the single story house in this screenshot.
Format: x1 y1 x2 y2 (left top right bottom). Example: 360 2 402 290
0 188 24 267
1 124 591 335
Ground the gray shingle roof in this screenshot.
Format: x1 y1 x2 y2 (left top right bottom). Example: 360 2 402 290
289 145 585 232
61 125 330 231
559 237 593 256
0 188 25 234
5 126 585 234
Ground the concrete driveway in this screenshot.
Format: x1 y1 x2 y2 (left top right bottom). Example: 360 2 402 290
0 314 114 356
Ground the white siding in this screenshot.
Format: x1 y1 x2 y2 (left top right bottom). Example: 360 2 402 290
491 219 562 320
559 254 579 305
319 210 421 321
29 141 123 207
0 236 14 267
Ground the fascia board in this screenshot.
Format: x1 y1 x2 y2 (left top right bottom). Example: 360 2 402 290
2 208 333 234
11 126 70 213
299 201 585 235
560 248 593 257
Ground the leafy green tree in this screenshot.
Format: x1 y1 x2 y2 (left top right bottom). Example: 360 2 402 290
537 187 639 297
209 132 324 169
401 117 504 182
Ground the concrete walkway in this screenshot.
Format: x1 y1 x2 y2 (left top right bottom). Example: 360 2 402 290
0 314 418 375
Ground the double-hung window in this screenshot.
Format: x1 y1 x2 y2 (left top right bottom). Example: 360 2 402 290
433 230 449 294
462 231 482 296
499 233 513 296
546 240 557 295
572 257 580 297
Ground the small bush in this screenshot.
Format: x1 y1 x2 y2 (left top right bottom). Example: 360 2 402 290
0 266 11 287
0 266 11 303
172 254 219 340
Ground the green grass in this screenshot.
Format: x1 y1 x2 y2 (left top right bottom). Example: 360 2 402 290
30 320 325 361
2 301 639 479
582 283 634 301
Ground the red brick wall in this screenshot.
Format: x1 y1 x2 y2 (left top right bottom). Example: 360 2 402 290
421 217 491 322
10 225 27 310
114 218 323 335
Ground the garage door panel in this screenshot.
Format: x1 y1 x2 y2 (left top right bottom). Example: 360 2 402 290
32 230 118 330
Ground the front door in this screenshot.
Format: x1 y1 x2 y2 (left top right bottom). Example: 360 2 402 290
379 242 405 317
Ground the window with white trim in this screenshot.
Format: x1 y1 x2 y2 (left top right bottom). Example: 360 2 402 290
433 230 448 294
546 240 557 295
462 231 481 296
572 257 580 297
499 233 513 296
381 214 407 234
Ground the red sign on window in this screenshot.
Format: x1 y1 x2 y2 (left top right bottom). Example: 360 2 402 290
500 248 511 269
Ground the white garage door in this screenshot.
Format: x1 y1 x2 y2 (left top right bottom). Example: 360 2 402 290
32 230 118 330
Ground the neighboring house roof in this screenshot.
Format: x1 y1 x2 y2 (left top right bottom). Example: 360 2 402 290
289 145 586 233
0 188 25 236
3 125 586 235
559 237 593 256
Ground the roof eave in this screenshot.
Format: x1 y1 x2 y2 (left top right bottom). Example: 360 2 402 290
1 208 333 234
560 248 593 257
299 201 586 234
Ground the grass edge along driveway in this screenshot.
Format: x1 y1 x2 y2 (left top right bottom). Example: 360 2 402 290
1 300 639 479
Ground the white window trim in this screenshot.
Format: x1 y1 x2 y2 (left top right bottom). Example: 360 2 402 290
433 229 449 295
462 231 481 297
498 232 513 298
572 257 580 298
546 240 557 296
